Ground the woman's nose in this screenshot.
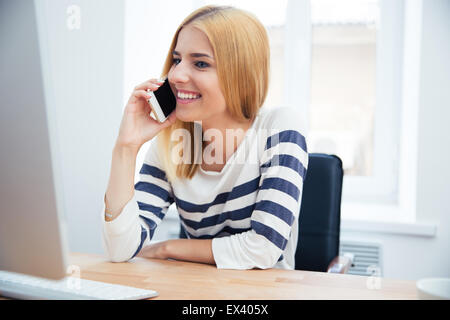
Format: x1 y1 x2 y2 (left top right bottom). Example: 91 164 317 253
169 62 189 84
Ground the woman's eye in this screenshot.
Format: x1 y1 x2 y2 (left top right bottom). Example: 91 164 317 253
195 61 209 69
172 58 181 65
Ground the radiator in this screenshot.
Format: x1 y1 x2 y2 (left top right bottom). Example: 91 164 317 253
339 240 383 277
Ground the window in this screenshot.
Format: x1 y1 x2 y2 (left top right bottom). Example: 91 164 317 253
208 0 405 207
309 0 378 178
285 0 404 206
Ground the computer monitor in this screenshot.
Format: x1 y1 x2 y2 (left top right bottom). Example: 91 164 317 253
0 0 69 280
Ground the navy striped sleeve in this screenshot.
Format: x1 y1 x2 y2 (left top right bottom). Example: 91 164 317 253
132 143 175 256
102 138 176 263
251 128 308 252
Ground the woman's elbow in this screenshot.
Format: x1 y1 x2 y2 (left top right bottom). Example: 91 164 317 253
104 247 133 263
102 237 136 263
255 254 280 269
251 239 282 269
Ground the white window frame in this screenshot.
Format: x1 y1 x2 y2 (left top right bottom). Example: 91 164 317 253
285 0 408 217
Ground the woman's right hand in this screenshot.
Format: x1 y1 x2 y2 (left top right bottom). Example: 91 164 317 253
115 78 177 151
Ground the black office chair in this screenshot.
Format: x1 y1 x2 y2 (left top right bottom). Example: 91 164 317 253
179 153 350 273
295 153 349 273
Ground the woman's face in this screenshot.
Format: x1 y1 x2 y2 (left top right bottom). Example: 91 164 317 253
168 25 227 123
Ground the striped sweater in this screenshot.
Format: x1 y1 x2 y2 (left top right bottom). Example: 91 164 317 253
102 106 308 270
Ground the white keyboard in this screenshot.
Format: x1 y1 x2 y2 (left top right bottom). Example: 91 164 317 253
0 270 158 300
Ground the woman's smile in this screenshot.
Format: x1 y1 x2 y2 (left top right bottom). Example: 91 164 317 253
176 89 202 104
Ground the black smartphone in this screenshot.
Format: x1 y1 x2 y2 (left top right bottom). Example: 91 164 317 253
147 78 176 122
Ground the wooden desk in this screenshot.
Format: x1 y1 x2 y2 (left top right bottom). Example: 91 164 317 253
69 252 418 300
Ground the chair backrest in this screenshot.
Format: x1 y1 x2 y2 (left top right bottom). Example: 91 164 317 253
295 153 344 272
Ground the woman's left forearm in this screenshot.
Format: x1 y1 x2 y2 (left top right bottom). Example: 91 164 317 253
166 239 215 265
140 239 213 265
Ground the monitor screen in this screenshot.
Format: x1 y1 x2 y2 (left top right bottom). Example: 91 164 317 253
0 0 69 280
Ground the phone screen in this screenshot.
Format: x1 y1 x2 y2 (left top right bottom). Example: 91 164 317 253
153 79 176 117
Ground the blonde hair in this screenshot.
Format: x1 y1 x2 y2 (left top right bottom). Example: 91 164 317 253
157 5 270 183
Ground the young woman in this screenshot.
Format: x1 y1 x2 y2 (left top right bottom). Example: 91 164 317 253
103 5 308 270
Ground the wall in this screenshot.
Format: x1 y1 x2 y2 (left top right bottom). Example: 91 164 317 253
414 0 450 278
36 0 125 254
341 0 450 281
